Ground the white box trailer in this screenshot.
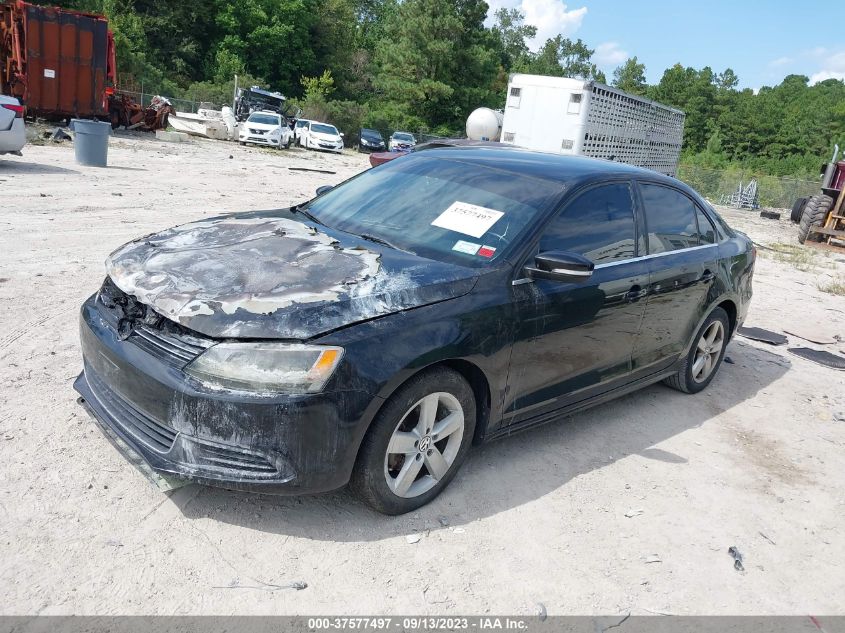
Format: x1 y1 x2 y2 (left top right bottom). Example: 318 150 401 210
500 73 686 176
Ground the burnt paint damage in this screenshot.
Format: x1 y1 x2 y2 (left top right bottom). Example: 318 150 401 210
105 213 477 339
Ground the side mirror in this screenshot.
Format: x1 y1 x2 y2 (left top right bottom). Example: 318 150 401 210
315 185 333 196
525 251 594 283
339 132 345 137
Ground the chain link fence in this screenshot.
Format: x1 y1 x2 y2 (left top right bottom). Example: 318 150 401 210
677 164 820 210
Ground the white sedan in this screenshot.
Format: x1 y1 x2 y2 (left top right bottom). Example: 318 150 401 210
299 121 344 153
0 95 26 156
238 111 293 149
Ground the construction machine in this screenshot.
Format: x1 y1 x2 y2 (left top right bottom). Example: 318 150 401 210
794 145 845 249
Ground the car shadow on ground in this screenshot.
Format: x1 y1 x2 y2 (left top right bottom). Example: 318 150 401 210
0 159 78 175
177 339 790 540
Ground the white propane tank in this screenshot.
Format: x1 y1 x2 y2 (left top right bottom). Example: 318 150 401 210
466 108 503 141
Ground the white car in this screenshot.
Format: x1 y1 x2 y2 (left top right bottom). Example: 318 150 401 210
238 111 293 149
299 120 344 153
388 131 416 152
293 118 311 143
0 94 26 156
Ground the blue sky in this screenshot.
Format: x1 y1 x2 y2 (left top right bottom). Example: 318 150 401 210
486 0 845 89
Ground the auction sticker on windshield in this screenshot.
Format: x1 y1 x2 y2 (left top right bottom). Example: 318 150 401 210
431 201 504 238
452 240 481 255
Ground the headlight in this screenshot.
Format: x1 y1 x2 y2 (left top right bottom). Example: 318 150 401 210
185 343 343 394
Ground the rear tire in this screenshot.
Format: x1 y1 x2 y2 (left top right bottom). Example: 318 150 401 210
790 197 808 223
798 194 833 244
350 367 476 515
664 307 730 394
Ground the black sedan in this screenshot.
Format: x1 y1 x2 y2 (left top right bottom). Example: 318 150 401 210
74 148 754 514
358 128 385 152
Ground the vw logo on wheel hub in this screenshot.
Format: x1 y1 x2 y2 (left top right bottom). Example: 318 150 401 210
418 436 431 452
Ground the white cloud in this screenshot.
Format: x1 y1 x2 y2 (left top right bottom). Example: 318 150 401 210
768 56 792 67
486 0 587 51
593 41 628 67
810 50 845 84
810 70 845 84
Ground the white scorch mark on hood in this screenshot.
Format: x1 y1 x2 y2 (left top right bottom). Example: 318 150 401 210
105 216 381 324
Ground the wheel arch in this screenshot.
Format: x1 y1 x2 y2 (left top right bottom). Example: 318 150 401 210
681 295 738 357
364 358 494 451
717 298 738 336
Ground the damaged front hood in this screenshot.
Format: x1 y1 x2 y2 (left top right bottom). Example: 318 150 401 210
105 213 477 339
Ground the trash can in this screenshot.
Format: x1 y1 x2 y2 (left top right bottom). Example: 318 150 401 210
70 119 111 167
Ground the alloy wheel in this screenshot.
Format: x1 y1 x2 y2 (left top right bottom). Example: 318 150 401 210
692 320 725 383
383 392 465 498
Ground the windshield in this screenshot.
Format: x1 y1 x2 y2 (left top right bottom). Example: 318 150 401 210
304 155 563 266
295 120 309 128
311 123 338 135
362 129 382 140
247 113 280 125
393 133 415 142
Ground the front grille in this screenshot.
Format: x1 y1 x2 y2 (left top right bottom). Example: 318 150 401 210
86 367 177 453
193 443 278 475
97 277 212 367
249 128 266 135
130 326 211 365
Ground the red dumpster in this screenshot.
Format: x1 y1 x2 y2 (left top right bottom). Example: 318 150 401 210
1 0 116 118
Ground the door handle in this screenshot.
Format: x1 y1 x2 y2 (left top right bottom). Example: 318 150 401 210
700 270 715 283
625 286 647 303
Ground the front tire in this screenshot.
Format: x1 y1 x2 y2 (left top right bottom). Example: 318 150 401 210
798 194 833 244
350 367 476 515
664 307 730 394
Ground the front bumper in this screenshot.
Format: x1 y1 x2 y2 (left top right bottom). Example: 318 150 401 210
74 295 376 494
240 134 282 147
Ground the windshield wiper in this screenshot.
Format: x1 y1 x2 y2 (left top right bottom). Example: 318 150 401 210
358 233 410 253
290 203 323 226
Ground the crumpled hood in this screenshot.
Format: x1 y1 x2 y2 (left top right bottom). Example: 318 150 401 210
105 212 477 339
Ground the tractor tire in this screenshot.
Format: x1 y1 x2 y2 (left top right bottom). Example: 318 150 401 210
798 194 833 244
790 197 808 223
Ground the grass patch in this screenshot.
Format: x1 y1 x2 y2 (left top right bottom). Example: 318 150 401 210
817 279 845 296
763 242 826 272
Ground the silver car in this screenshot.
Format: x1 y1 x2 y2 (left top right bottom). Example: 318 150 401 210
0 95 26 156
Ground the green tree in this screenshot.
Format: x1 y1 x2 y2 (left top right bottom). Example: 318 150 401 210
527 36 602 80
612 57 647 95
491 8 536 71
373 0 498 130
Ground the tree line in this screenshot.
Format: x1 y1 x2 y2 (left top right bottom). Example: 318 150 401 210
37 0 845 178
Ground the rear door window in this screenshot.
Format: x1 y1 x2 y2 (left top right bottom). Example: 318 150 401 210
540 183 638 263
696 208 717 244
639 184 699 254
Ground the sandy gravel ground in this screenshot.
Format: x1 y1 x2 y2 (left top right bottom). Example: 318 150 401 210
1 134 844 616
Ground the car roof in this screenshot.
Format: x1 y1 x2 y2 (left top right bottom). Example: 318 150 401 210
409 146 686 190
250 110 281 116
